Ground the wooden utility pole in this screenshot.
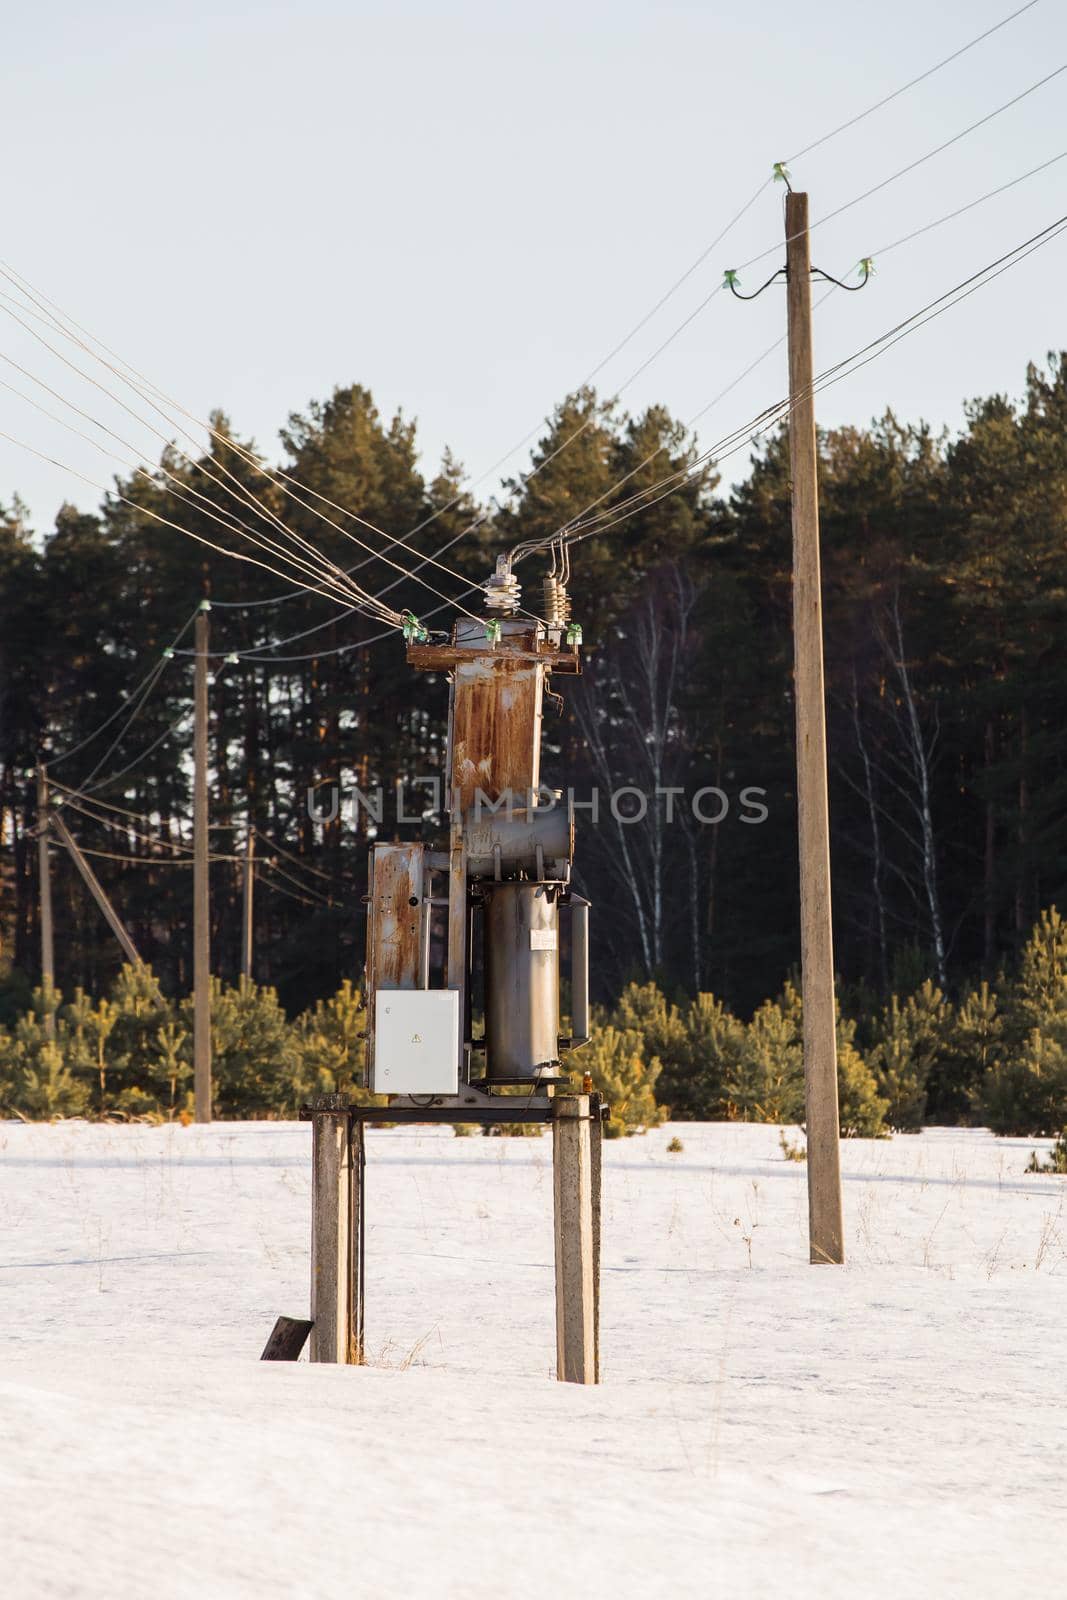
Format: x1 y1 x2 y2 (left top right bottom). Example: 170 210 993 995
552 1094 599 1384
308 1098 363 1365
785 190 844 1265
241 826 255 981
193 601 212 1123
36 765 55 1035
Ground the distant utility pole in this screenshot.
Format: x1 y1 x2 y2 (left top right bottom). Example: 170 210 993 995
193 600 212 1123
36 764 55 1035
785 189 844 1265
241 827 255 982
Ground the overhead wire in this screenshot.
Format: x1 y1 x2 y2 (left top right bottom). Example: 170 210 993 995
546 210 1067 554
231 48 1067 636
4 7 1027 626
252 828 335 883
176 145 1067 664
0 426 411 610
0 284 498 625
49 779 189 826
0 295 402 621
511 145 1067 565
785 0 1044 163
257 854 334 904
542 211 1067 556
75 659 236 798
727 60 1067 285
0 350 401 622
56 793 196 856
3 5 1052 661
257 863 332 909
224 0 1048 600
61 838 241 868
43 609 196 768
53 607 199 793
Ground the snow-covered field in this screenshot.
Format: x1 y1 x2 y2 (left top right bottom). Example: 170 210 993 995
2 1120 1065 1598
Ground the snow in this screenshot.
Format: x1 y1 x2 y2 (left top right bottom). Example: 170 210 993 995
2 1120 1065 1598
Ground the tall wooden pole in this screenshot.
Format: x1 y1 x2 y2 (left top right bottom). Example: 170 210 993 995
193 602 212 1123
552 1094 599 1384
241 826 255 981
36 764 55 1036
785 190 844 1265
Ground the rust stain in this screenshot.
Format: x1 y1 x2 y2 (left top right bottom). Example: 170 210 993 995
451 659 543 808
367 843 423 993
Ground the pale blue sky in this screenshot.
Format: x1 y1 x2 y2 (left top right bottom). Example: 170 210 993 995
2 0 1065 547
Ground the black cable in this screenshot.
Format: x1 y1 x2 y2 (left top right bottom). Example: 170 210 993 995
725 268 786 301
811 262 873 292
733 61 1067 284
557 210 1067 552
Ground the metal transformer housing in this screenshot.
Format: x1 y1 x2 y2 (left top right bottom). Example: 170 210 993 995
483 881 560 1082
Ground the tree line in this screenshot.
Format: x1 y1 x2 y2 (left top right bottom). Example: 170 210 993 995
3 905 1064 1137
1 356 1065 1038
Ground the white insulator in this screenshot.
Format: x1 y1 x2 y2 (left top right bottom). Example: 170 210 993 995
485 556 521 614
543 576 571 628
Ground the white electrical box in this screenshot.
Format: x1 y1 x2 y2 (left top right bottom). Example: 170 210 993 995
372 990 460 1095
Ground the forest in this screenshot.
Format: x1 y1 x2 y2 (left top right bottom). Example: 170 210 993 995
1 352 1065 1127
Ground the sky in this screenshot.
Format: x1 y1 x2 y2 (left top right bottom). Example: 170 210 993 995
1 0 1064 562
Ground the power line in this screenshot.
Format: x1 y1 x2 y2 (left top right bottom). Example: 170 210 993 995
213 0 1046 600
186 0 1051 607
252 828 335 883
205 155 1067 659
870 148 1067 259
64 197 1062 676
0 285 500 625
44 610 196 768
4 10 1050 651
53 839 240 866
729 61 1067 285
0 350 403 625
258 854 334 904
74 659 236 799
56 608 198 792
229 71 1067 635
57 793 196 856
510 145 1067 567
0 426 391 609
257 864 332 910
0 296 401 620
548 211 1067 557
553 209 1067 554
786 0 1044 163
49 779 187 826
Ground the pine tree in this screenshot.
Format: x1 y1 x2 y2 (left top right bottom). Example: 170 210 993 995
977 907 1067 1134
576 1024 666 1138
295 978 382 1103
725 984 805 1125
13 1042 91 1120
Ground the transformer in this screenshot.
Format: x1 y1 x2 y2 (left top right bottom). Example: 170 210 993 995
364 615 588 1101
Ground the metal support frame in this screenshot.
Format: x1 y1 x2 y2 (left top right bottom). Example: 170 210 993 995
303 1092 604 1382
